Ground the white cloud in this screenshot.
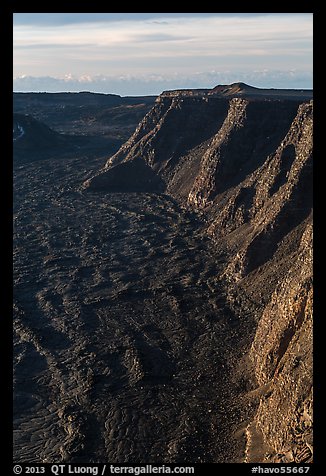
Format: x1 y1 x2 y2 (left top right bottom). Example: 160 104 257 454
13 70 313 96
13 13 313 89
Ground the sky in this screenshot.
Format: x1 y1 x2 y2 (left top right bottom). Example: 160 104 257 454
13 13 313 96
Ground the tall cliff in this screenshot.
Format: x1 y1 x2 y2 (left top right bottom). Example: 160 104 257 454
85 83 313 462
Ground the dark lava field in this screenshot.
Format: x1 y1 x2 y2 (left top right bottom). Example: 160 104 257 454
13 154 254 464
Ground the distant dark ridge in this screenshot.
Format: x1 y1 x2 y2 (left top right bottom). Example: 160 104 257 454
13 91 156 108
160 82 313 100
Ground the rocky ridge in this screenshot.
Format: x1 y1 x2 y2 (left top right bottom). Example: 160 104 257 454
85 83 313 462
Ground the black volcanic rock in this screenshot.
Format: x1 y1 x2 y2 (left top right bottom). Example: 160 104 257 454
13 113 71 162
86 156 165 193
13 92 157 164
13 113 123 164
14 113 62 146
13 92 156 138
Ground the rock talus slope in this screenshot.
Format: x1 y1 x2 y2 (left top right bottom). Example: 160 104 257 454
85 83 313 462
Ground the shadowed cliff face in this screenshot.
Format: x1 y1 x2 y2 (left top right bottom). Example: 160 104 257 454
85 84 313 462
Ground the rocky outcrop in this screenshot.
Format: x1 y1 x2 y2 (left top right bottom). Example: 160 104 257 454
246 220 313 463
85 83 313 462
209 100 313 279
85 94 230 194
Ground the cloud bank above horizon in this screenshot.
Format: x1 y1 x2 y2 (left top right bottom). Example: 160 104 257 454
13 13 313 95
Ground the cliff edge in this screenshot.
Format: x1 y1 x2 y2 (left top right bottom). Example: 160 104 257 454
84 83 313 462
